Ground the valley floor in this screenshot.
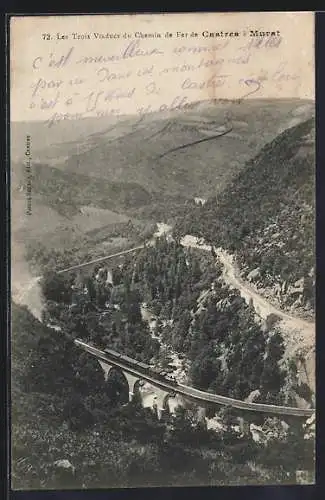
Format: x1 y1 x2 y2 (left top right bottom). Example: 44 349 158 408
12 224 315 393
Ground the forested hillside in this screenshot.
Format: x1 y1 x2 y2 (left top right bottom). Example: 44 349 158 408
12 101 314 310
119 238 314 408
11 237 314 488
39 237 313 410
11 103 315 489
175 118 315 314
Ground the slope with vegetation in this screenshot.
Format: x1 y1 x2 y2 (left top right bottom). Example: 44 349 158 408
11 100 314 301
118 238 314 409
11 236 315 488
12 99 314 198
175 118 315 316
11 102 316 488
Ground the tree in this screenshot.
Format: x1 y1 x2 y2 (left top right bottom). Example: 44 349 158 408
85 277 96 302
268 330 285 361
26 336 75 395
63 394 94 431
41 271 72 304
189 343 221 390
124 289 142 325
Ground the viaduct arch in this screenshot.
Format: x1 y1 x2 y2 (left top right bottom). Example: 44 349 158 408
98 358 172 418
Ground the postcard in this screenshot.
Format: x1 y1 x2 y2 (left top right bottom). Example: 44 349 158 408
10 12 315 489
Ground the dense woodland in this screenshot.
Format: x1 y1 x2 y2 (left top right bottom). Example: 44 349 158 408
11 237 314 488
12 115 315 488
118 238 292 405
174 119 315 314
40 237 290 406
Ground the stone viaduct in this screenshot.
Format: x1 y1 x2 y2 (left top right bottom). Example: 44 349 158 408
75 339 314 421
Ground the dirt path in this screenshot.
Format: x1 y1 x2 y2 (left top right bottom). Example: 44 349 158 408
12 225 315 396
180 235 315 353
215 248 314 340
13 226 315 358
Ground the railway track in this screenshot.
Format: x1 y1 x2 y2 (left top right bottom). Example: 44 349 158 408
75 339 314 418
